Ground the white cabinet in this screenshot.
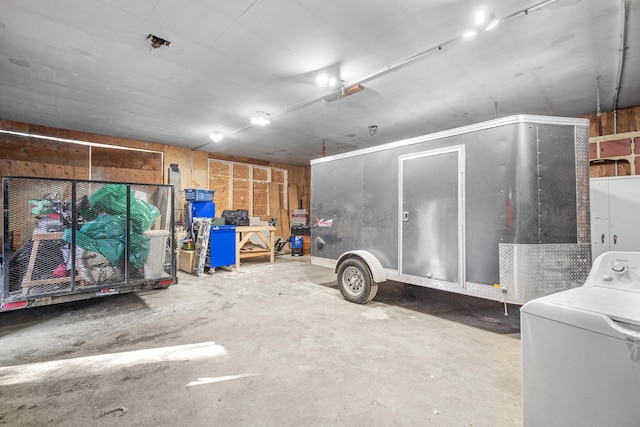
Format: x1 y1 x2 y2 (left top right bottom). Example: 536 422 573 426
590 176 640 259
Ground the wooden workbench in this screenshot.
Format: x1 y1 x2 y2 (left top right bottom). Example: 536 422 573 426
235 225 276 269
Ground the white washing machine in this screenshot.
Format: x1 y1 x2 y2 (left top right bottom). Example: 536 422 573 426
521 251 640 427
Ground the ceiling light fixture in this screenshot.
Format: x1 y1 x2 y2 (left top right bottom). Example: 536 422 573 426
316 74 339 88
251 112 271 126
464 9 499 37
209 132 224 142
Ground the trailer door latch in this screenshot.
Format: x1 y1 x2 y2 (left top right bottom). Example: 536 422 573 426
402 211 409 222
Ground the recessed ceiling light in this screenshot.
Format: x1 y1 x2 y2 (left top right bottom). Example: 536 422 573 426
209 132 224 142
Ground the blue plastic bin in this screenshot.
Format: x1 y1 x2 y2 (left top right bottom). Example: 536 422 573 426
185 189 215 202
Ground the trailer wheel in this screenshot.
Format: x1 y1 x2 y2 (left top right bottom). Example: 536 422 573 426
337 258 378 304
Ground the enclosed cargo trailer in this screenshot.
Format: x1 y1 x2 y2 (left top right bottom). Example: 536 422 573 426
1 177 176 311
310 115 591 304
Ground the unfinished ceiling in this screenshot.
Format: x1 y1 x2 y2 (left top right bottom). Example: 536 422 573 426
0 0 638 165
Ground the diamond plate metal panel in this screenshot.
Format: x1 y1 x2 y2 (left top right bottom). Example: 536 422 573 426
499 243 591 304
575 125 591 245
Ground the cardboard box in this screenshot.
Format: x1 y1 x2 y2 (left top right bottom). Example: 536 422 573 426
179 250 195 273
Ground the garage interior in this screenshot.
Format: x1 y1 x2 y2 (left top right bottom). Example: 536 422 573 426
1 1 640 425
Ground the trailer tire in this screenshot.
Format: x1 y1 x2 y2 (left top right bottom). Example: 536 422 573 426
337 258 378 304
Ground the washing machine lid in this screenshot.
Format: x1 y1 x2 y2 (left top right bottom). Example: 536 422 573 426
521 286 640 340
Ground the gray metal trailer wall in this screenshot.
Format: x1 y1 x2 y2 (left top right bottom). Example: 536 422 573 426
311 116 590 303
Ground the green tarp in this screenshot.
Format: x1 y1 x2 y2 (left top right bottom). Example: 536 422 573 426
64 184 160 269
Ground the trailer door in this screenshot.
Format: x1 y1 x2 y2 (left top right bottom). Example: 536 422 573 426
399 146 464 286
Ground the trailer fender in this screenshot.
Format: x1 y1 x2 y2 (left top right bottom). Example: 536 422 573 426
335 250 386 284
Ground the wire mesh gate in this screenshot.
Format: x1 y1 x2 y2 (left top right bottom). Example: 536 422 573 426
1 177 175 310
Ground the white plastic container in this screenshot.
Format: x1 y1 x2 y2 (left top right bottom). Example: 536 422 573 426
143 230 170 279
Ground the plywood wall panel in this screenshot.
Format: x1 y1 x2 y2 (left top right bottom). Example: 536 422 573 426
1 160 88 180
272 162 310 213
209 160 231 216
210 161 230 176
268 182 285 236
587 114 602 138
210 175 230 215
190 153 209 189
232 164 251 211
253 181 269 217
233 164 250 180
272 169 285 183
600 112 615 136
268 182 280 216
589 160 631 178
92 146 162 171
28 124 159 151
617 108 638 134
288 184 299 211
162 144 190 190
0 119 29 132
233 178 250 211
280 208 290 238
254 167 268 181
92 167 161 184
91 146 163 183
0 134 89 166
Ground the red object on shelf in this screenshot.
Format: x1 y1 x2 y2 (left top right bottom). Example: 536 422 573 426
589 143 598 159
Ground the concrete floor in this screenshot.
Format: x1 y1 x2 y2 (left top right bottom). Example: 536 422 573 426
0 255 522 426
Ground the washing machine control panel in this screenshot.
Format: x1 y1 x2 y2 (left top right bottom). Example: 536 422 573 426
586 252 640 291
611 262 626 274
